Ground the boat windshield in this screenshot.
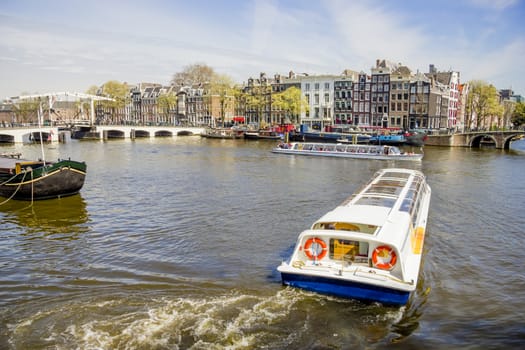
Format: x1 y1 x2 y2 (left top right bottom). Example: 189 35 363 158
313 221 379 234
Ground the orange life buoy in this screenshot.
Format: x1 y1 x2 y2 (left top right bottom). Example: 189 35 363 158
303 237 328 260
372 245 397 270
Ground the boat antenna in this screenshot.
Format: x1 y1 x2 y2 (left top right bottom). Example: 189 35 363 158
38 98 46 166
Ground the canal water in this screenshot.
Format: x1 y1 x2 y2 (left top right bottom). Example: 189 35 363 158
1 137 524 349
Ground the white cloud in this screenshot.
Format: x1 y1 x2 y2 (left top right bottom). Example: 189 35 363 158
0 0 523 97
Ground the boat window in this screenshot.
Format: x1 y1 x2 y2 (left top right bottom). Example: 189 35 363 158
313 221 378 234
382 172 411 180
356 196 396 208
303 144 313 150
324 145 335 151
329 239 369 263
366 184 404 196
336 145 346 152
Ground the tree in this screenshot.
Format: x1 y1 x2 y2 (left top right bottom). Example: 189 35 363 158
511 102 525 128
272 86 308 125
466 81 502 130
208 74 235 125
244 83 272 127
157 92 178 123
171 63 215 88
12 98 40 124
99 81 129 109
97 81 130 123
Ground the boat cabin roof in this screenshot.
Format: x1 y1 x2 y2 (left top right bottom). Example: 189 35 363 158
312 168 427 242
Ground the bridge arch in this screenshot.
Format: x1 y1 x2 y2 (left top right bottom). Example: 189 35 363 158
30 131 52 143
154 130 173 137
505 135 524 150
469 134 497 148
104 130 125 139
134 130 150 138
0 134 15 143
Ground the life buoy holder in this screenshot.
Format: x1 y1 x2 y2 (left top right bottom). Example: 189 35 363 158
372 245 397 270
303 237 328 260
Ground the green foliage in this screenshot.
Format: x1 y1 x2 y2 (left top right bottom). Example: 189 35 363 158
511 102 525 127
157 92 177 116
13 99 39 123
272 86 308 123
466 80 503 128
99 81 129 109
246 84 271 121
209 74 235 119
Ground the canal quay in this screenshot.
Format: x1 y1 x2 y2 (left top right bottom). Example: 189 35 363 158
1 125 523 149
1 137 524 349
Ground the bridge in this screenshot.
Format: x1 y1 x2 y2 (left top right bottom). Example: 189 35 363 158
0 126 206 143
426 131 525 149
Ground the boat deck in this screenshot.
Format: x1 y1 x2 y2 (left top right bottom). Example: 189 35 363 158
0 154 23 171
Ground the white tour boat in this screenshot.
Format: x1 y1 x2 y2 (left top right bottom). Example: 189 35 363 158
277 168 431 305
272 142 422 161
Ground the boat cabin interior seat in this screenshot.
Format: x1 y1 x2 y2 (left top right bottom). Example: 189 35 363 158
314 222 378 234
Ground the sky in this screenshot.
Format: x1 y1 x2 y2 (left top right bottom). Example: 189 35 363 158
0 0 524 100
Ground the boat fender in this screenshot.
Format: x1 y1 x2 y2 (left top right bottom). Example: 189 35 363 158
372 245 397 270
303 237 328 260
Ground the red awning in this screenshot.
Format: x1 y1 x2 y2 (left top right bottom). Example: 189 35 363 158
233 116 245 122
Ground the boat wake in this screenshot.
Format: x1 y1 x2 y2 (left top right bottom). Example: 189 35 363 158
5 287 409 349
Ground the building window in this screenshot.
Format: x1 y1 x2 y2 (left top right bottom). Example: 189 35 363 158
305 83 310 91
324 82 330 90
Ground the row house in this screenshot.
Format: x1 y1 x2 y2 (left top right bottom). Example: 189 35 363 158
389 66 412 129
301 75 338 130
409 73 431 129
352 72 371 127
176 86 208 126
271 71 302 125
243 73 273 126
427 78 448 129
333 69 359 126
129 83 177 126
371 60 398 127
84 60 464 130
425 65 460 129
207 93 235 126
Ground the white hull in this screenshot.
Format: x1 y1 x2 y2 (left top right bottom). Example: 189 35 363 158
277 168 431 305
272 142 422 161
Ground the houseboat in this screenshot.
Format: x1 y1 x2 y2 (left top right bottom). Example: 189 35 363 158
272 142 423 161
277 168 432 305
0 153 87 200
201 128 244 139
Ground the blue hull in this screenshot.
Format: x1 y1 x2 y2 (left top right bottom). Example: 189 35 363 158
369 135 407 145
281 272 410 306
